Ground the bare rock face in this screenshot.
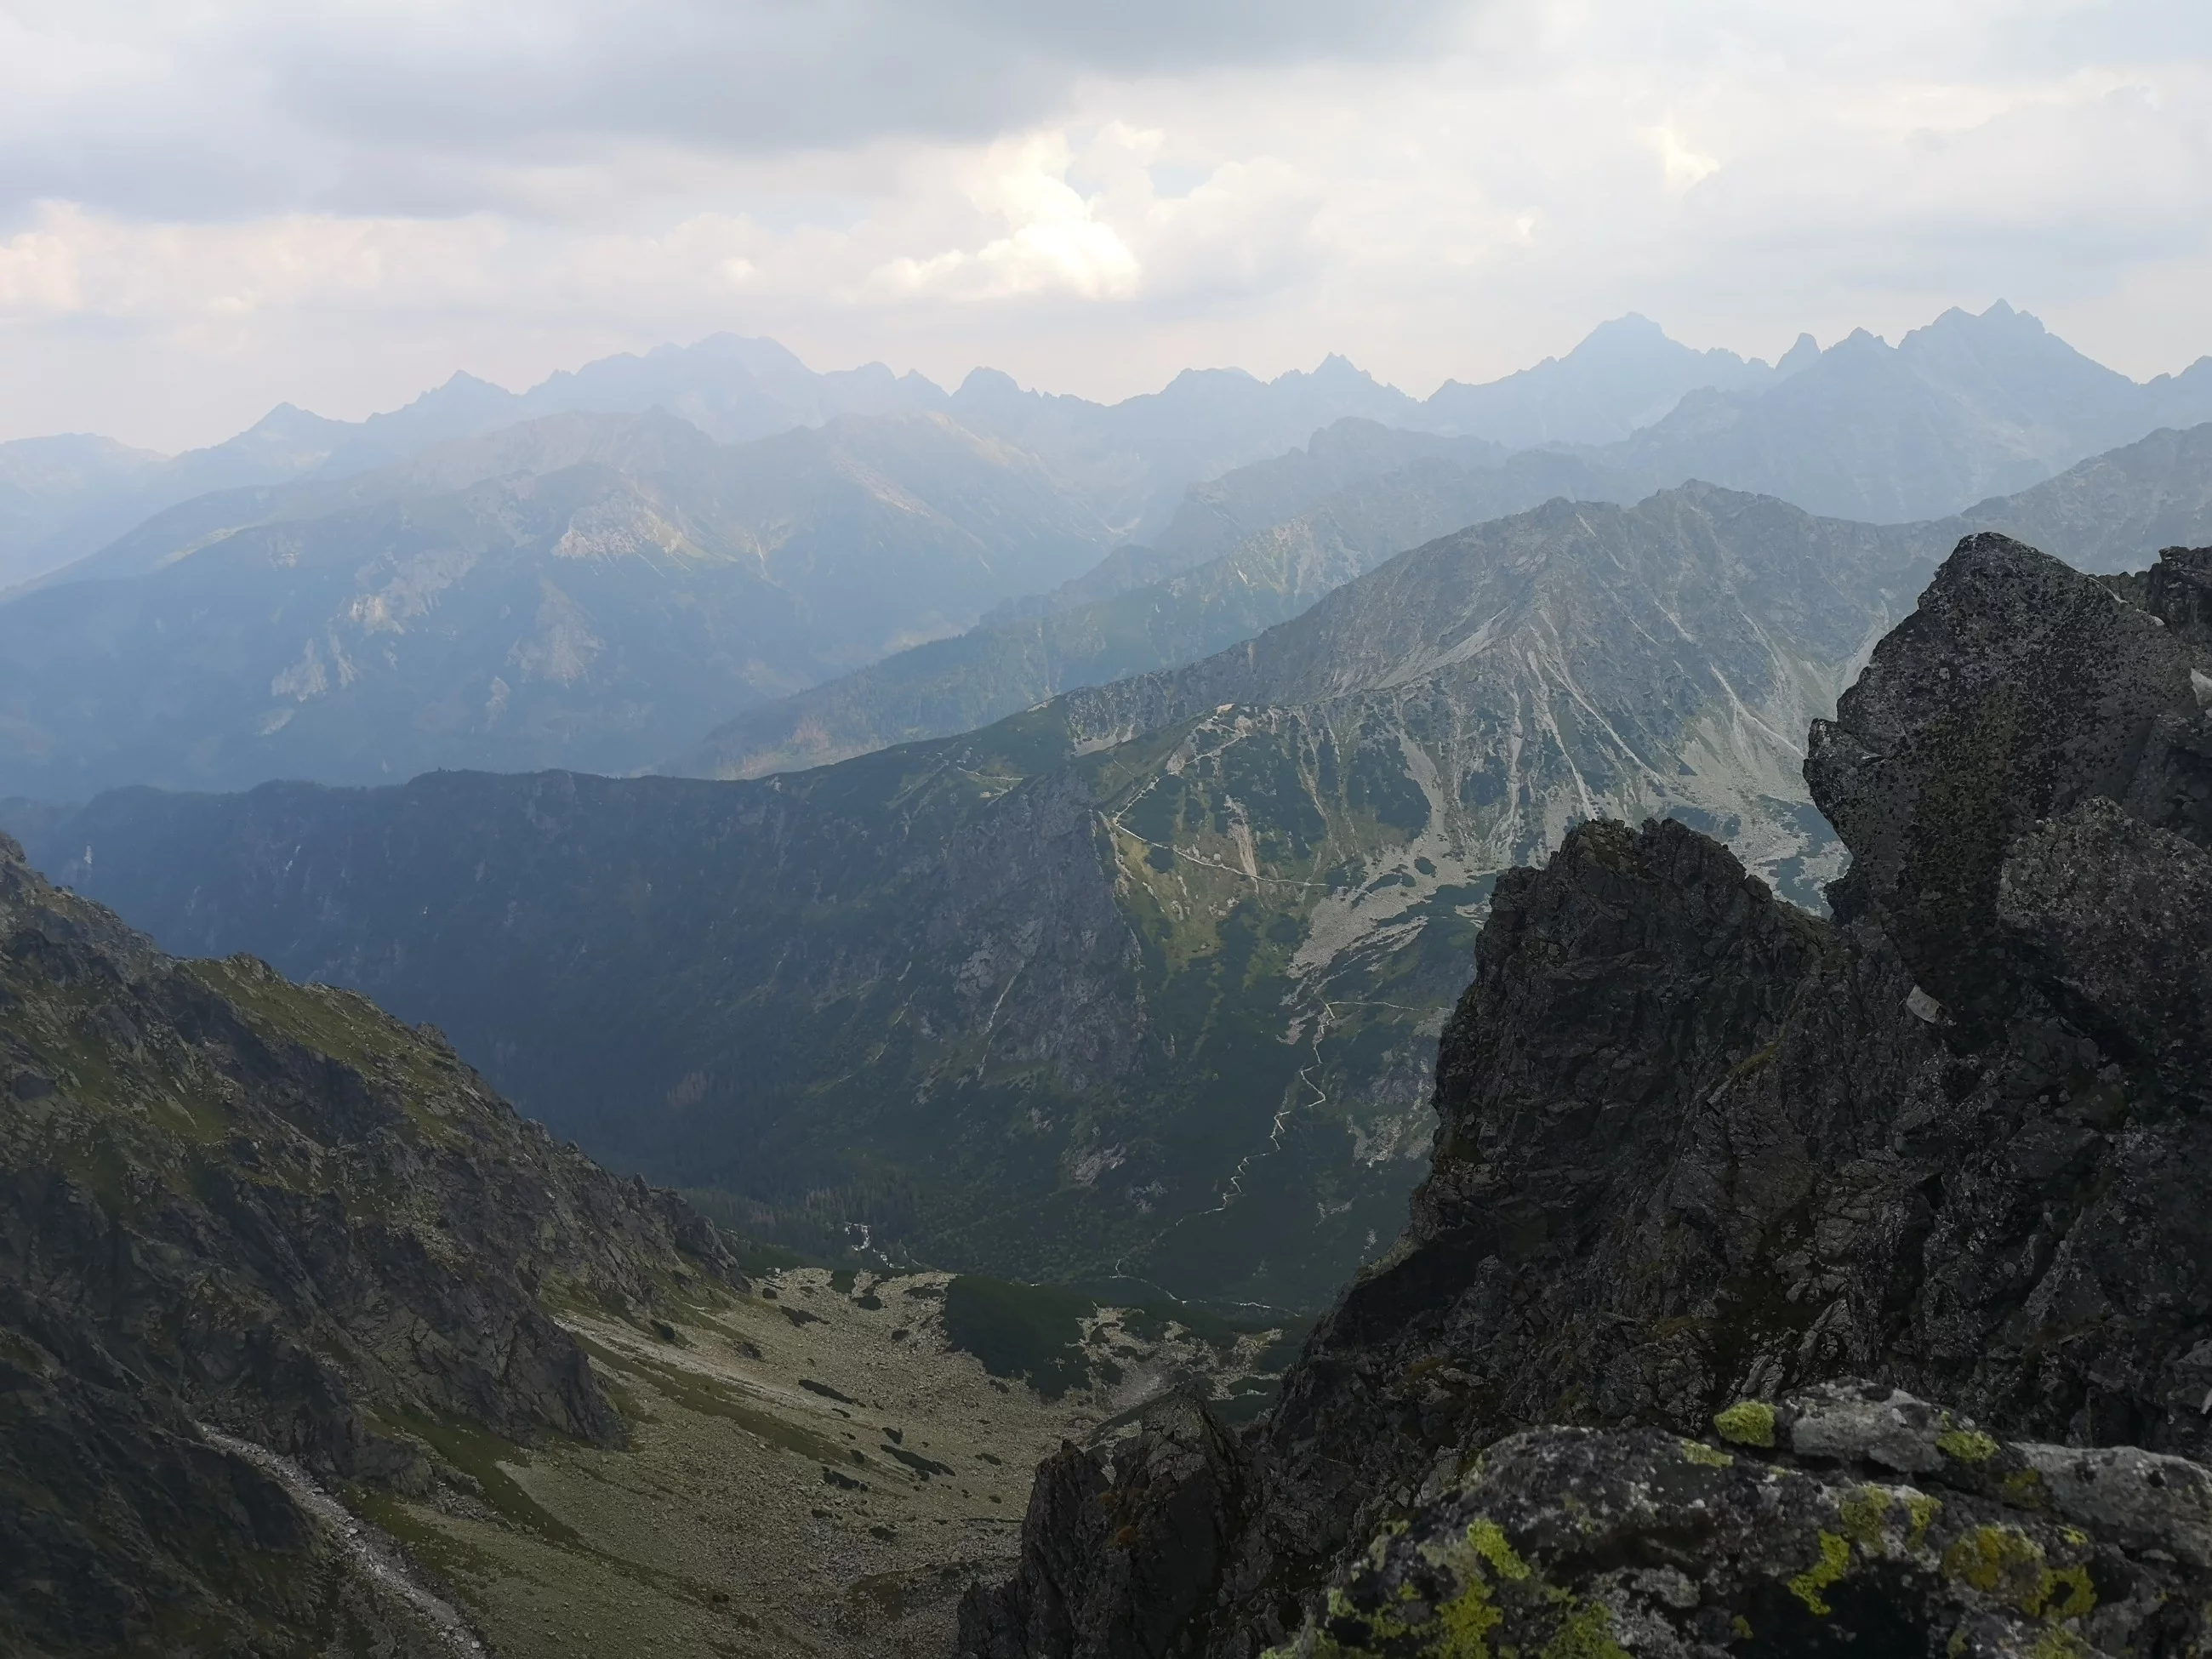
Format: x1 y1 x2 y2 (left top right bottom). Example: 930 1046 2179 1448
961 1394 1248 1659
967 539 2212 1657
1807 532 2212 1036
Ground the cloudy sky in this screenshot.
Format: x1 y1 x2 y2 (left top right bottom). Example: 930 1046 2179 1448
3 0 2209 450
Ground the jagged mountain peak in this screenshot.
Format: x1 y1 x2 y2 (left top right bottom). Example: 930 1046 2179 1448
955 364 1029 399
1160 363 1267 391
1565 310 1680 352
1774 329 1821 373
1290 351 1391 390
425 367 515 402
1419 312 1772 445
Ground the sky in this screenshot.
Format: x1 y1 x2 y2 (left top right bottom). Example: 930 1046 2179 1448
2 0 2209 452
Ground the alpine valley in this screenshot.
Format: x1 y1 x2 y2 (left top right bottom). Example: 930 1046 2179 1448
21 418 2212 1311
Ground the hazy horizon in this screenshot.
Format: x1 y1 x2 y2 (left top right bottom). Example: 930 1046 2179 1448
17 299 2169 460
3 0 2209 450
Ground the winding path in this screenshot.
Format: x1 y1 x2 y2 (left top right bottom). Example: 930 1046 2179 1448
197 1425 485 1655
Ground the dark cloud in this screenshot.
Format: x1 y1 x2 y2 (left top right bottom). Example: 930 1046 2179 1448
0 0 1469 222
276 0 1467 157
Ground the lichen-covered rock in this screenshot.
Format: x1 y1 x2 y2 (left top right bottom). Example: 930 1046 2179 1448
1274 1382 2211 1658
969 539 2212 1657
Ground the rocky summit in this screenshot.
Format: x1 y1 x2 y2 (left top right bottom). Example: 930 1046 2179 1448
960 538 2212 1657
0 835 744 1656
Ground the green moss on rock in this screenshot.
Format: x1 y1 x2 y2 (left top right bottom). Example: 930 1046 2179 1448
1713 1400 1776 1447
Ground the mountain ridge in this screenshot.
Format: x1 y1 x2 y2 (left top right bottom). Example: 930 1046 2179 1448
961 532 2212 1657
0 827 745 1655
0 408 1126 795
19 299 2198 592
11 482 1978 1311
673 418 2212 783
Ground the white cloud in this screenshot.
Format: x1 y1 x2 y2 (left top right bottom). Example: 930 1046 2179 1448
861 135 1142 302
1647 128 1721 191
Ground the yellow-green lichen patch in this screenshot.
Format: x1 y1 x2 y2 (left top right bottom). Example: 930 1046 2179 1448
1713 1400 1776 1448
1787 1531 1851 1616
1902 1492 1942 1552
1467 1519 1531 1582
1936 1426 1999 1463
1331 1513 1564 1659
1540 1599 1630 1659
2001 1468 2050 1509
1941 1525 2045 1605
1433 1573 1505 1658
1836 1487 1891 1548
2035 1564 2096 1622
1679 1439 1735 1468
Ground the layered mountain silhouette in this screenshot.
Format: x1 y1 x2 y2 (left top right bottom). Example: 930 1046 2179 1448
1420 311 1788 444
670 441 1634 778
9 303 2211 798
0 333 1418 587
26 448 2212 1309
1595 302 2212 521
9 301 2203 593
674 418 2212 780
0 406 355 589
0 409 1122 792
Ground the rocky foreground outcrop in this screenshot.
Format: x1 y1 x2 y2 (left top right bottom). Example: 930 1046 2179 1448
961 538 2212 1656
1286 1382 2212 1659
0 838 744 1655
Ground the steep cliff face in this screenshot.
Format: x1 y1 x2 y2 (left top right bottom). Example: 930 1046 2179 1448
963 538 2212 1657
0 835 742 1655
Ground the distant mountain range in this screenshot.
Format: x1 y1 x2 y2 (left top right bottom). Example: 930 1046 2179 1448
4 300 2211 801
11 299 2205 590
1595 302 2212 521
672 417 2212 780
0 334 1422 588
671 438 1634 778
0 409 1122 793
23 434 2212 1308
